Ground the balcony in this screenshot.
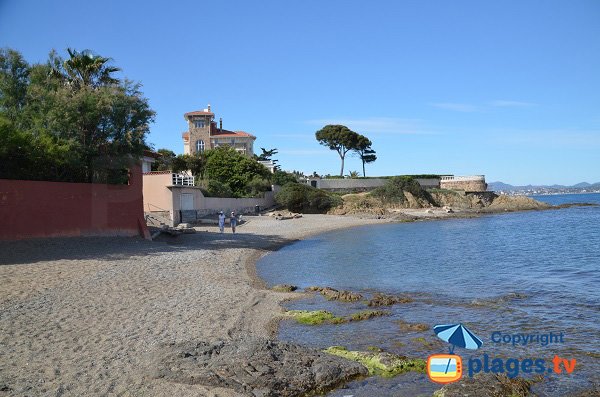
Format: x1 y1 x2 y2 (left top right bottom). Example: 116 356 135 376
172 173 195 186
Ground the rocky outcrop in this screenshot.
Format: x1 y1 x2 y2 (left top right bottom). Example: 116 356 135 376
367 293 413 306
397 320 430 331
484 195 551 212
152 338 368 397
305 286 363 302
432 373 541 397
323 346 426 377
286 309 390 325
271 284 298 292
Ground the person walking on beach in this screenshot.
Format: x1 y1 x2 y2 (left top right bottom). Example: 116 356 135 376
230 211 237 234
218 211 225 233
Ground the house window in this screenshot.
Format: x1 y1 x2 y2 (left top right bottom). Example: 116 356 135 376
194 119 205 128
196 139 205 153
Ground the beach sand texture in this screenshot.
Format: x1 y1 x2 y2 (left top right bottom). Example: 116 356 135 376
0 215 380 397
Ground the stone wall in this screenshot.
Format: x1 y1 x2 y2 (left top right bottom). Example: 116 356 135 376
440 179 487 192
307 178 441 191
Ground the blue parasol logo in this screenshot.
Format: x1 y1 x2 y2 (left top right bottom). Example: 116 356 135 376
433 323 483 354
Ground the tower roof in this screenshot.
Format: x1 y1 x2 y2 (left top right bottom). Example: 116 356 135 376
184 110 214 118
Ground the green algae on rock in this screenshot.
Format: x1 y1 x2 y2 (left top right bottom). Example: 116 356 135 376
271 284 298 292
349 310 390 322
285 310 341 325
323 346 426 377
285 309 389 325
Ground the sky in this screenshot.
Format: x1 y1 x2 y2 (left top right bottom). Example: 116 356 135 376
1 0 599 185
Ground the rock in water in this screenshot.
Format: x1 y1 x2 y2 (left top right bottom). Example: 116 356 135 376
432 373 541 397
367 293 413 306
271 284 298 292
151 338 368 397
305 286 363 302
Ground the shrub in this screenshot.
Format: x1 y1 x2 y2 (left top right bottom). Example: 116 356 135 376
275 183 342 213
371 176 434 204
272 170 298 186
206 180 233 197
246 177 272 197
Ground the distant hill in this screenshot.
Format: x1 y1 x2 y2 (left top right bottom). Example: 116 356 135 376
489 181 600 192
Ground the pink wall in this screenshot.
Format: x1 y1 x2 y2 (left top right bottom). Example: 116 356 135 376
0 165 150 241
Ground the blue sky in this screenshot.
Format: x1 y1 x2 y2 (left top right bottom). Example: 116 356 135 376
1 0 599 184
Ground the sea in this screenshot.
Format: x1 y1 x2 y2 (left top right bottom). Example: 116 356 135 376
256 193 600 396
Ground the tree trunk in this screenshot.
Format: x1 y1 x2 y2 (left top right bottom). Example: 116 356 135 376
362 158 366 177
340 154 345 176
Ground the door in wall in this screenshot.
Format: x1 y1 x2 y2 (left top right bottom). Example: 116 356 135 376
180 193 194 210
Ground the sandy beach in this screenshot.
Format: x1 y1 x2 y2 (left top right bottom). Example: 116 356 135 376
0 214 382 397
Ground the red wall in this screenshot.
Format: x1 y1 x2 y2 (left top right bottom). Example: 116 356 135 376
0 165 150 241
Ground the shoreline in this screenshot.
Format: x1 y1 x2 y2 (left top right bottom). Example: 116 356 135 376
1 204 595 396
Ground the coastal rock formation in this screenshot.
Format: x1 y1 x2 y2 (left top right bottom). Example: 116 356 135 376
305 286 363 302
152 338 368 397
432 373 541 397
367 293 413 306
323 346 426 377
271 284 298 292
397 320 430 331
286 309 389 325
335 189 553 216
484 194 551 212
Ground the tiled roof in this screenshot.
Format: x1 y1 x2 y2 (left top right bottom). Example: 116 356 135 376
182 132 189 139
184 110 214 118
211 131 256 138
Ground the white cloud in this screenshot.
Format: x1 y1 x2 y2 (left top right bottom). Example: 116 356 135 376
490 100 537 108
305 117 436 135
430 103 479 112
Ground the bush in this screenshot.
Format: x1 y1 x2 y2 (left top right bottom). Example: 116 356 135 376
272 170 298 186
275 183 342 213
205 146 271 197
246 177 272 197
206 180 233 197
371 176 434 204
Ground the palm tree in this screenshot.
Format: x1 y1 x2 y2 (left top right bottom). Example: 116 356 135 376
52 48 120 89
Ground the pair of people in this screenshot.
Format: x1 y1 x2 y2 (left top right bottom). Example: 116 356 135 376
218 211 237 233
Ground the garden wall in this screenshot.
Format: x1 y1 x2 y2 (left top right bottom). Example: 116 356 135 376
0 165 149 240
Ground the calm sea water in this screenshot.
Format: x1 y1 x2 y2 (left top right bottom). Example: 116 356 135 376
257 193 600 396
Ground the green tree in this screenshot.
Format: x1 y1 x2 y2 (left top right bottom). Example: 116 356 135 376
272 170 298 186
171 153 206 180
204 146 271 197
353 135 377 177
315 125 360 176
255 147 280 171
51 48 120 89
0 48 154 183
0 49 30 126
152 149 176 171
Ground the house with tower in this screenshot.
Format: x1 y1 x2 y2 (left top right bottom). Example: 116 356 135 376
182 104 256 156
